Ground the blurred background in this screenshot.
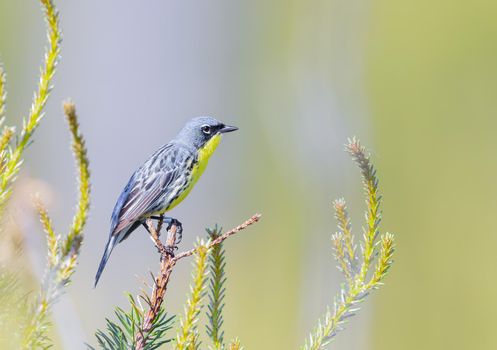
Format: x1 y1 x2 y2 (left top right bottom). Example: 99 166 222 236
1 0 497 349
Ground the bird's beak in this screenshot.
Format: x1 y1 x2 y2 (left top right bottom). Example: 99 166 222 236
219 125 238 133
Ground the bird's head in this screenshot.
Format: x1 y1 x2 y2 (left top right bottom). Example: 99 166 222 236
176 116 238 150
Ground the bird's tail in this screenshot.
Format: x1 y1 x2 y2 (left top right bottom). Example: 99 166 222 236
94 235 118 288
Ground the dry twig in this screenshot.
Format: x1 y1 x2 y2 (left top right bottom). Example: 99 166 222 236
134 213 261 349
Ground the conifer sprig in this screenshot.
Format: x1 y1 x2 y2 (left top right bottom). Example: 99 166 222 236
0 0 61 216
92 216 259 350
62 101 90 256
22 102 90 350
345 138 382 283
301 138 395 350
333 198 357 272
0 126 15 172
175 241 210 350
206 226 227 349
35 199 59 268
89 294 175 350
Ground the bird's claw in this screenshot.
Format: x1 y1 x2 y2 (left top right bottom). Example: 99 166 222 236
164 245 177 258
150 216 183 255
166 218 183 245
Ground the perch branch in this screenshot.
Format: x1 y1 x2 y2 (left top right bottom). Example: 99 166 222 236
134 213 261 350
173 214 261 262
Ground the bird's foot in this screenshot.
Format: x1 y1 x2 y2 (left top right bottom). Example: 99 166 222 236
164 218 183 245
174 223 183 246
151 216 183 249
164 244 178 258
150 215 165 235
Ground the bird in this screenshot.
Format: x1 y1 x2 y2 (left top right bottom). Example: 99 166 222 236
94 116 238 287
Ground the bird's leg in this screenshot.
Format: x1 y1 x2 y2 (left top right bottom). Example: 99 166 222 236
142 221 166 255
142 222 152 235
155 214 164 235
150 216 183 254
151 217 183 243
168 218 183 247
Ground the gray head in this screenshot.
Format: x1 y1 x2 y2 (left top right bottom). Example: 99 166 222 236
175 116 238 149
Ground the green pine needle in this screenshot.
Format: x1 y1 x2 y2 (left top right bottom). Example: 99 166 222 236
301 138 395 350
89 294 174 350
176 241 210 350
62 101 91 257
206 226 227 349
34 199 59 268
0 0 61 217
23 102 91 350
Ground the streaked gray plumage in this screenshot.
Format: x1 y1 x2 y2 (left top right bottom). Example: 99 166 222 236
95 117 237 287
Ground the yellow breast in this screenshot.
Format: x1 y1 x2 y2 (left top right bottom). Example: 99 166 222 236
165 134 221 211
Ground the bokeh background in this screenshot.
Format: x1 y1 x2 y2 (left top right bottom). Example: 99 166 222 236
1 0 497 349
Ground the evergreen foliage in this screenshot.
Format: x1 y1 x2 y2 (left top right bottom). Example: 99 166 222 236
88 294 175 350
301 138 395 350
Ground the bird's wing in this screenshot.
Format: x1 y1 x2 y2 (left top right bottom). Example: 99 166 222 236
110 143 193 236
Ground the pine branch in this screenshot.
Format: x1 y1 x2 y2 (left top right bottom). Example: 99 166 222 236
301 138 395 350
367 232 395 289
0 0 61 216
34 198 59 268
345 137 381 283
206 227 226 349
173 215 261 261
0 1 89 349
88 294 174 350
331 233 353 284
133 214 261 350
22 102 90 349
333 198 357 272
0 126 15 173
134 221 179 349
62 101 90 256
175 241 210 350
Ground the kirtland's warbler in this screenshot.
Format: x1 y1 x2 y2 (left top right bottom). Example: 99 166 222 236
94 117 237 287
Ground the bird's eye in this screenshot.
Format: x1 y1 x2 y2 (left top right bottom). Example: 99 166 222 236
201 125 211 134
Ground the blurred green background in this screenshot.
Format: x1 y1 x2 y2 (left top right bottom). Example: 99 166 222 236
1 0 497 349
